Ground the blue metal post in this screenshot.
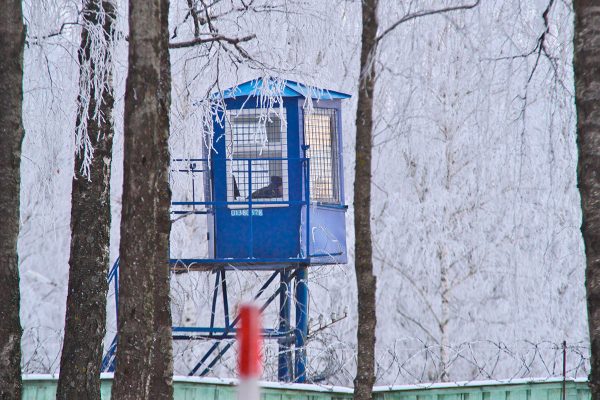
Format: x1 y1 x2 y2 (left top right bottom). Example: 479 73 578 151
248 159 253 258
114 260 119 325
101 258 120 372
191 162 196 212
209 269 220 337
305 159 311 258
278 269 292 381
221 269 230 328
294 266 308 382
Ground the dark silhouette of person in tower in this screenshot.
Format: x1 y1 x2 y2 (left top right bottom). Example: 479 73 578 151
232 175 241 199
249 176 283 199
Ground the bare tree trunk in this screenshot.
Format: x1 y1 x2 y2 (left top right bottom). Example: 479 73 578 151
56 1 116 399
111 0 173 398
0 1 25 398
353 0 378 399
573 2 600 399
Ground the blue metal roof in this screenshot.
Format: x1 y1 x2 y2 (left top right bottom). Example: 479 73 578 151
218 78 351 100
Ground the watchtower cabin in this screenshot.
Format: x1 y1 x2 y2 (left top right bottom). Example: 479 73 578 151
173 79 350 268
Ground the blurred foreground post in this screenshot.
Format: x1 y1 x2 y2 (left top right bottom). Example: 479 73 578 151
238 304 263 400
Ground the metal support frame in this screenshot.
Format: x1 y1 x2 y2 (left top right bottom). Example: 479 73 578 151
294 266 309 383
101 261 310 382
186 268 289 377
278 269 292 381
101 259 120 372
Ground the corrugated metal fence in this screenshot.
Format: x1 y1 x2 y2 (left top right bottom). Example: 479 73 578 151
21 376 588 400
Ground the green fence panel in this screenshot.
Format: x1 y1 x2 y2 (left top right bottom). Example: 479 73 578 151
372 380 589 400
21 376 589 400
22 376 354 400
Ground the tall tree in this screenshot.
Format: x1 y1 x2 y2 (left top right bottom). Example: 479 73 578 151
353 0 378 398
0 1 25 398
352 2 480 395
56 1 116 399
111 0 173 398
573 1 600 398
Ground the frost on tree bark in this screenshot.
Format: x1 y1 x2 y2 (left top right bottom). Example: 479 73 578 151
111 0 173 398
354 0 378 399
56 1 116 399
0 1 25 399
573 1 600 398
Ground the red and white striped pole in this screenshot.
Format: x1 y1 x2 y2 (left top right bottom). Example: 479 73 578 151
237 304 262 400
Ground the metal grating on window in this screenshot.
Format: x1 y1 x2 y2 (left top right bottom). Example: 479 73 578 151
304 108 339 203
225 108 288 206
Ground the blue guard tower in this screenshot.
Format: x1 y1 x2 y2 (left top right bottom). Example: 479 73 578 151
102 79 350 382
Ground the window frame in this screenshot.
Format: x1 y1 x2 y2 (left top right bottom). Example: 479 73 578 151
224 108 289 208
303 108 341 205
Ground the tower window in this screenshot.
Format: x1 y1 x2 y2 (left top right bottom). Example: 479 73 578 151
304 109 340 203
225 108 288 206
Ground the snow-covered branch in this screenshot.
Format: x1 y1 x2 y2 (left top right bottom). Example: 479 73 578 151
169 33 256 49
376 0 480 43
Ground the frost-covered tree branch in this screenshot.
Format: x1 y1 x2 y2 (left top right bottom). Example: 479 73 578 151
72 0 118 178
169 33 256 49
376 0 480 43
25 21 81 45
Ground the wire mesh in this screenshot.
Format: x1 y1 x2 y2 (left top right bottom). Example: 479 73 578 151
225 108 288 205
304 109 340 203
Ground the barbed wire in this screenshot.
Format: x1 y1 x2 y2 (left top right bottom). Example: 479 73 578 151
167 334 589 387
23 281 591 387
375 338 589 386
110 268 592 385
21 266 589 387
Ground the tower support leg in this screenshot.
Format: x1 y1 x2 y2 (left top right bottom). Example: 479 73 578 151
278 269 292 381
294 266 308 383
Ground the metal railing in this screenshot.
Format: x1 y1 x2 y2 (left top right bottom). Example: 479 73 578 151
170 157 312 264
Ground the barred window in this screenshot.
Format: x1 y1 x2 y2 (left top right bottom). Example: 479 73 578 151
225 108 288 206
304 109 340 203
